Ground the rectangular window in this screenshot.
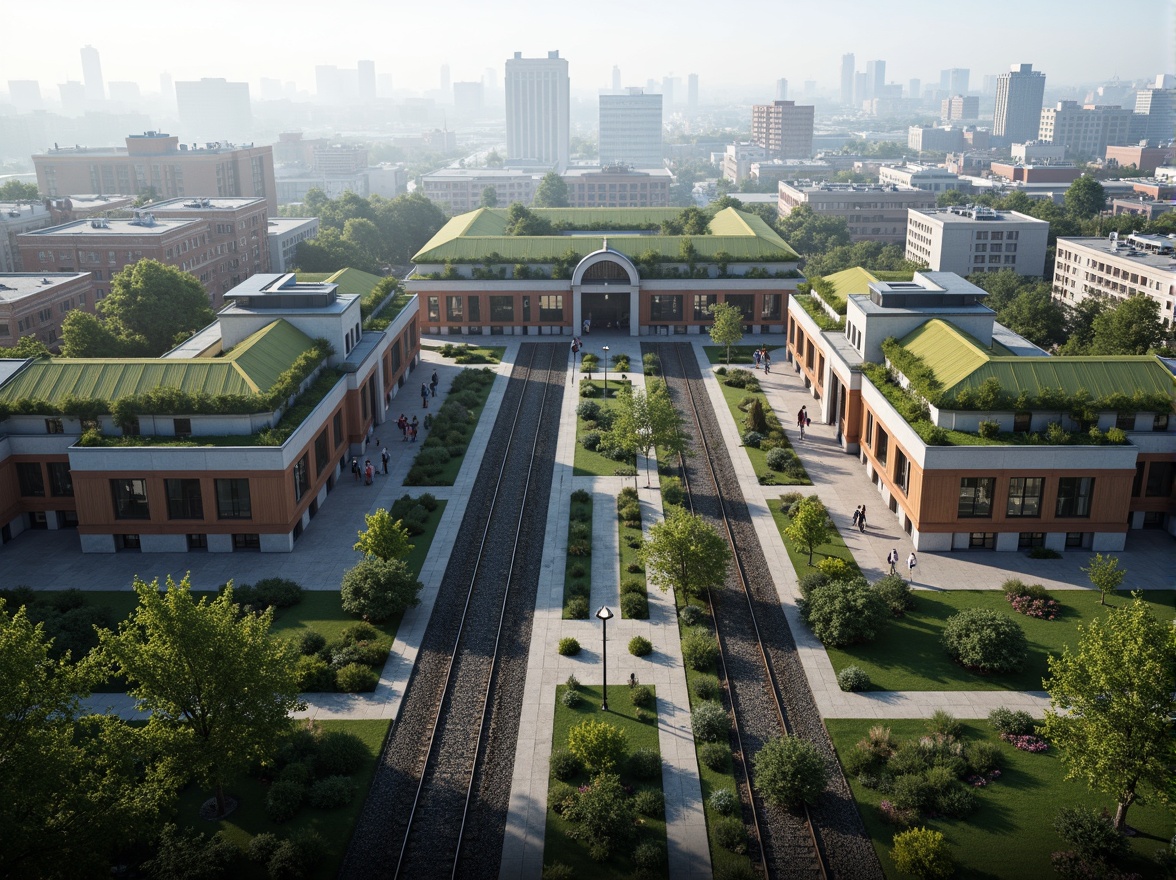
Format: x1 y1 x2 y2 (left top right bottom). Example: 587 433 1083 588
174 418 192 438
333 411 344 449
427 296 440 322
446 295 463 321
875 427 889 466
761 294 782 320
215 479 251 519
724 294 754 323
1065 532 1085 549
1145 462 1173 498
894 449 910 494
1013 412 1031 433
1115 413 1135 431
315 429 330 475
166 479 204 519
17 463 45 497
489 296 514 322
865 411 874 447
957 477 994 518
48 462 73 497
111 479 150 519
649 295 683 321
538 295 563 321
1153 413 1169 431
693 294 717 321
45 418 64 434
1018 532 1045 549
1055 477 1094 518
969 532 996 549
293 453 310 502
232 533 260 551
1007 477 1044 517
468 296 480 322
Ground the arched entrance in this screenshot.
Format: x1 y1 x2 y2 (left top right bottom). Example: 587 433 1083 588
572 249 640 335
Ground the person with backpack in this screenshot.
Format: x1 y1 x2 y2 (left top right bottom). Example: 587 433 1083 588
907 551 918 582
351 458 360 482
420 382 429 408
430 369 439 397
887 548 899 575
858 505 867 532
851 505 862 529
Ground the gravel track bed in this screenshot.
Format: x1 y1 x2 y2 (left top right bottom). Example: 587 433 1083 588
652 343 882 880
341 343 565 880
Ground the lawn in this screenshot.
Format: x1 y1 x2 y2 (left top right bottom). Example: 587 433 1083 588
175 718 391 880
574 378 635 477
716 380 810 486
544 684 668 878
434 342 506 364
822 588 1176 692
826 718 1171 879
769 493 859 580
702 344 779 366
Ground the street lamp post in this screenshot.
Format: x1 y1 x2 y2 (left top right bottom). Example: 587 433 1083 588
601 345 610 399
637 427 653 488
596 605 613 711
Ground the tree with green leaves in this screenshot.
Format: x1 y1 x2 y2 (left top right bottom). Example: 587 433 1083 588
606 380 689 484
1 600 174 878
998 286 1067 348
935 189 970 208
775 204 852 255
59 309 127 357
785 495 830 565
1059 294 1108 355
354 508 414 561
1086 295 1167 356
0 180 40 200
0 335 51 358
1065 176 1107 219
98 574 304 818
341 557 422 622
1041 595 1176 832
1080 553 1125 606
753 735 828 808
708 301 744 364
480 186 498 208
640 507 731 599
532 171 570 208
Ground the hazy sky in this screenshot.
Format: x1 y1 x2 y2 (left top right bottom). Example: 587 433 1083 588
3 0 1172 97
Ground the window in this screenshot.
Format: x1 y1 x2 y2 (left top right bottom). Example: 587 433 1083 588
761 294 782 320
1018 532 1045 549
1154 413 1170 431
166 479 204 519
874 427 889 466
233 533 260 551
216 479 251 519
122 417 140 437
1007 477 1044 517
693 295 716 321
111 479 150 519
489 296 514 322
894 449 910 494
1055 477 1094 518
333 411 344 449
315 429 330 475
724 294 754 323
1013 412 1031 433
865 411 874 447
174 418 192 438
293 453 310 502
446 296 463 321
649 295 683 321
957 477 994 518
1115 413 1135 431
48 462 73 497
1065 532 1085 549
1145 462 1173 497
537 295 563 321
468 296 480 322
45 418 64 434
968 532 996 549
17 463 45 497
427 296 440 322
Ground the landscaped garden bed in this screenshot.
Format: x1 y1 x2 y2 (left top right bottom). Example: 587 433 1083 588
404 368 496 485
616 486 648 619
563 489 592 619
575 378 635 477
715 370 810 485
434 342 505 364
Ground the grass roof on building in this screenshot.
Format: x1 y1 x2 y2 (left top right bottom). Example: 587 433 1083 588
824 266 878 299
412 206 799 263
900 319 1176 400
0 320 315 405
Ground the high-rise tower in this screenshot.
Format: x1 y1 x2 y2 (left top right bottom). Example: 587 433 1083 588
80 45 104 102
505 51 569 169
993 63 1046 142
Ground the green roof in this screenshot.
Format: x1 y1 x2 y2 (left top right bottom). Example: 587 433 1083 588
412 207 799 263
824 266 877 299
0 320 315 405
322 267 384 297
899 319 1176 400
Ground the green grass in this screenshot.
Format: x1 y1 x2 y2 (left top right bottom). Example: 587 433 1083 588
544 684 667 878
822 589 1176 692
717 381 810 485
574 379 634 477
769 493 860 580
702 344 770 366
435 343 506 364
564 495 592 619
826 718 1171 879
175 718 391 880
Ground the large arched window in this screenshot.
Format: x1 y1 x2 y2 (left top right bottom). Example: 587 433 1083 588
581 259 632 283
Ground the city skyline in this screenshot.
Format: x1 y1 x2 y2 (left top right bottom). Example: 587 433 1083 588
1 0 1171 101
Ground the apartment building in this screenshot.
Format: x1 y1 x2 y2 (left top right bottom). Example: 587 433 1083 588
878 163 963 193
267 217 320 273
750 100 815 159
0 202 54 272
505 51 570 170
905 206 1050 276
599 89 663 168
1051 234 1176 326
562 166 671 208
778 181 935 245
994 63 1047 143
1037 102 1135 159
0 272 94 349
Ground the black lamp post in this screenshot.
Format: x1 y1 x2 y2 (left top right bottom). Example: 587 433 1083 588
596 605 613 711
602 345 609 398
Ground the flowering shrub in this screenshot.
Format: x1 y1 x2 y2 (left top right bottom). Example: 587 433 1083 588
879 799 918 827
1001 733 1048 752
966 769 1002 787
1006 593 1060 620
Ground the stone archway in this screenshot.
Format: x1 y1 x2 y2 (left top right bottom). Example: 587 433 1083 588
571 248 640 335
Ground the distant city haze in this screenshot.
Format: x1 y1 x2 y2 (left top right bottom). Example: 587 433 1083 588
1 0 1169 97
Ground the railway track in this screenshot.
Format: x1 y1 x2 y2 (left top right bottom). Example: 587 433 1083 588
341 342 566 880
652 342 881 880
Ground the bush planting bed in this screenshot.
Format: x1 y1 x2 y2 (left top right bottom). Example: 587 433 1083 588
563 489 593 619
574 379 634 477
404 368 495 485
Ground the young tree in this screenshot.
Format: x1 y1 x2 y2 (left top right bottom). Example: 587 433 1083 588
1041 596 1176 832
640 507 731 599
785 496 830 565
341 557 422 622
532 171 570 208
479 186 498 208
354 508 414 561
98 574 304 818
708 301 744 365
753 735 828 808
1065 176 1107 219
1080 553 1125 606
606 380 689 483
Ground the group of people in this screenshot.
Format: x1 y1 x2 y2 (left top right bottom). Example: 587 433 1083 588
752 346 772 372
887 547 918 581
420 369 439 408
395 413 420 442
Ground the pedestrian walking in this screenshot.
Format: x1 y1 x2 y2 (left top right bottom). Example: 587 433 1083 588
887 548 899 575
351 458 360 482
628 673 637 688
430 369 438 397
858 505 867 532
367 423 374 444
753 349 761 370
797 406 807 440
763 349 771 373
851 505 861 528
398 413 407 440
420 382 429 408
364 460 374 485
381 447 389 475
907 551 918 582
409 423 417 442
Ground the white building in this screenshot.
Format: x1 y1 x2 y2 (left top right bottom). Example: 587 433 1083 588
878 163 962 193
721 142 767 184
0 202 54 273
906 206 1050 276
421 168 540 212
599 89 663 168
1052 234 1176 326
267 217 320 273
1038 102 1135 159
1011 142 1067 163
505 51 570 170
994 63 1047 143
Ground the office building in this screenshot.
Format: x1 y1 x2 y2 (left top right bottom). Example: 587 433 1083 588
562 167 671 207
58 81 85 115
908 79 921 102
505 51 569 170
175 78 253 144
267 217 320 272
421 169 539 212
908 126 966 152
0 272 94 349
989 162 1081 184
775 79 788 101
7 80 42 113
1038 102 1135 159
905 206 1050 276
80 45 104 103
1133 75 1176 142
1052 234 1176 325
993 63 1047 143
840 54 855 105
612 66 621 92
786 268 1176 550
312 145 368 176
1011 142 1067 163
750 100 814 159
721 142 768 184
865 60 886 101
1104 144 1174 173
599 89 663 168
942 95 979 121
778 181 935 245
33 132 277 213
0 202 54 272
878 163 963 193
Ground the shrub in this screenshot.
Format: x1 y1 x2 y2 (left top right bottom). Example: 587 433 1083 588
577 400 602 421
965 740 1001 775
298 630 327 656
295 655 335 692
988 707 1036 737
236 577 303 609
941 608 1028 674
340 557 421 623
567 562 587 578
265 779 306 823
620 592 648 619
570 488 591 504
630 684 655 708
560 688 582 709
935 783 977 819
700 742 731 771
714 816 747 853
892 827 954 879
709 787 739 816
625 561 643 574
247 832 282 864
618 501 641 522
797 571 829 600
634 707 653 723
628 747 662 779
561 772 635 861
307 776 355 810
558 637 580 656
692 701 729 742
549 748 582 781
873 573 914 616
926 709 962 739
580 431 602 451
1028 546 1062 559
753 735 828 808
567 719 629 773
693 677 719 702
678 603 705 626
742 430 764 449
978 420 1001 439
765 446 796 472
632 839 666 870
662 476 684 506
681 628 719 671
816 557 852 580
1053 806 1128 861
565 673 580 691
723 369 757 389
564 596 589 619
802 578 888 647
837 665 871 692
542 862 575 880
315 729 368 777
335 663 378 693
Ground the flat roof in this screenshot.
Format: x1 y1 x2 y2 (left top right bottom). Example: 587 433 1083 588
423 169 540 180
784 181 927 194
0 273 90 304
266 217 318 233
563 167 672 178
1059 236 1176 271
148 197 266 211
55 194 134 208
912 207 1049 225
20 217 202 237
